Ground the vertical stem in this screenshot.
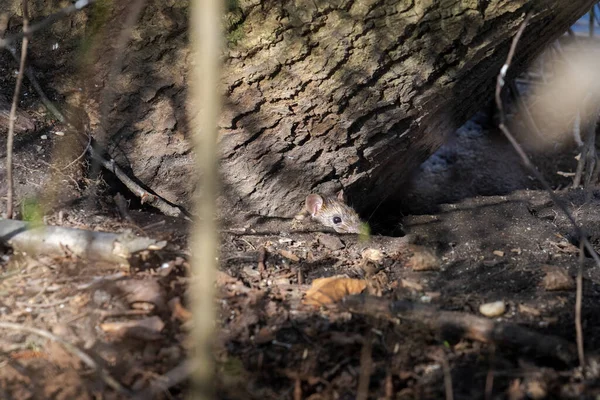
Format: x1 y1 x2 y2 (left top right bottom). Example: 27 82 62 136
590 6 595 38
188 0 222 398
6 0 29 219
576 241 585 368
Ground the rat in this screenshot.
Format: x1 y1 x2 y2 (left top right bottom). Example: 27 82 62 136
301 190 364 234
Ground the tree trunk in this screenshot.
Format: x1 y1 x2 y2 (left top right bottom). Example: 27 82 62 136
219 0 595 218
2 1 592 220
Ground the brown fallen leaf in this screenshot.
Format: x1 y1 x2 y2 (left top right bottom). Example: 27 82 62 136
280 249 300 262
304 276 368 306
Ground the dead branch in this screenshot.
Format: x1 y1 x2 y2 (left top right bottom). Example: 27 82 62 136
4 45 188 218
0 218 166 265
3 11 188 219
88 143 188 218
343 295 577 366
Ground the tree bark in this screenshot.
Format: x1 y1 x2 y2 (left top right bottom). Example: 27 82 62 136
2 0 593 220
219 0 595 218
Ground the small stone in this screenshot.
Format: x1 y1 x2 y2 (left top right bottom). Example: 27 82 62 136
479 301 506 317
362 248 385 263
40 135 48 140
541 265 575 291
493 250 504 257
317 234 344 250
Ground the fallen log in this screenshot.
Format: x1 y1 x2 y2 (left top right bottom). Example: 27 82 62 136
344 294 577 366
0 218 166 265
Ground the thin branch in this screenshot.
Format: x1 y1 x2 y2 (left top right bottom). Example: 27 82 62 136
576 241 585 367
6 0 29 219
6 45 66 123
356 331 374 400
4 45 188 217
495 12 600 372
88 143 188 218
495 13 532 127
0 321 129 395
495 13 600 269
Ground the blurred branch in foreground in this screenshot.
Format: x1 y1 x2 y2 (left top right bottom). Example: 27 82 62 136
188 0 222 398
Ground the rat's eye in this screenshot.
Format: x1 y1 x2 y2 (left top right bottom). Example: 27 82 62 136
333 216 342 224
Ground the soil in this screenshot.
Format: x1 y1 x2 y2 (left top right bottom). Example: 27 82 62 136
3 115 600 399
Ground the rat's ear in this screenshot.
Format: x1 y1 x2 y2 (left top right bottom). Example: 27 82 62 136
305 194 324 216
336 189 346 203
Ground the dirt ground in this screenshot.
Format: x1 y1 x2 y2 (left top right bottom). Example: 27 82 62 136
3 111 600 399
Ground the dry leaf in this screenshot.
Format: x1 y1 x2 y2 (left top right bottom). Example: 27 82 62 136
304 276 368 306
279 249 300 262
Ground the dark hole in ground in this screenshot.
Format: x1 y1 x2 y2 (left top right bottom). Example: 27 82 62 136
364 108 580 237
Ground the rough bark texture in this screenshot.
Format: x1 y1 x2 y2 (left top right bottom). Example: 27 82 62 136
1 0 595 219
219 0 595 218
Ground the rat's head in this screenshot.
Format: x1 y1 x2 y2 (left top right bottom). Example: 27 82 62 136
305 191 364 234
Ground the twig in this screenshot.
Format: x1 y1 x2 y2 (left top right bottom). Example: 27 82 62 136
356 330 373 400
0 321 130 395
431 348 454 400
484 345 495 400
590 5 595 38
0 0 97 50
344 295 577 365
576 241 585 367
6 0 29 219
87 144 187 218
257 246 266 275
495 12 600 372
4 6 187 219
495 13 600 268
5 45 66 123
